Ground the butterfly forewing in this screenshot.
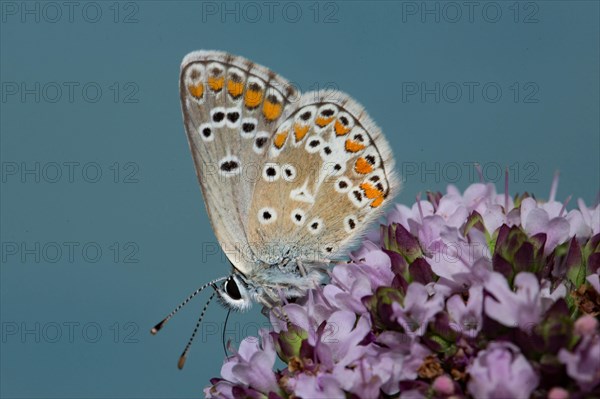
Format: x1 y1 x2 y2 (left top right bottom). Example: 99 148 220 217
179 51 298 272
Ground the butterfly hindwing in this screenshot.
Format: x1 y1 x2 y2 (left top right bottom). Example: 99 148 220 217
179 51 298 272
247 91 399 264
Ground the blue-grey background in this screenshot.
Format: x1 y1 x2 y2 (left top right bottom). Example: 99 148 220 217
1 1 598 398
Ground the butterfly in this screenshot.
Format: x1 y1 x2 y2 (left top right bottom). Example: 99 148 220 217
152 50 399 368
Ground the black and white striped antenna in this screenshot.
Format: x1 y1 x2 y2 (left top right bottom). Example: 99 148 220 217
150 276 226 335
177 291 217 369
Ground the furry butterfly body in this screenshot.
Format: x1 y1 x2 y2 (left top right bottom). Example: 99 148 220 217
179 50 399 310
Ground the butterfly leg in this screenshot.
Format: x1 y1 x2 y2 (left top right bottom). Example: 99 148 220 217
260 305 270 319
259 296 291 327
296 259 308 277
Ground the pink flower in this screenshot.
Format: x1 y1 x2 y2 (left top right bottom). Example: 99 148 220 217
426 222 491 294
317 311 372 366
484 272 565 330
467 342 539 399
432 193 470 229
216 330 280 397
559 318 600 392
387 201 434 233
578 198 600 236
391 283 444 336
290 373 345 399
205 181 600 398
520 197 572 255
323 264 374 314
332 346 399 398
354 249 396 288
446 285 484 337
331 332 430 396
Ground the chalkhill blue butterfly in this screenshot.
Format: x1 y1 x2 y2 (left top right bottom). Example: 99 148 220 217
152 50 399 368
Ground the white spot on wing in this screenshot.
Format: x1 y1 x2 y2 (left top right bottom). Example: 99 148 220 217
218 155 241 177
210 107 226 128
253 132 270 154
281 164 297 182
240 117 258 139
197 123 214 142
290 179 315 204
258 207 277 225
290 208 305 226
307 217 324 234
225 107 242 128
334 176 352 193
349 188 367 208
262 163 280 182
344 215 358 233
305 136 322 154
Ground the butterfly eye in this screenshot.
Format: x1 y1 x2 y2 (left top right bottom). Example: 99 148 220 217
224 278 242 301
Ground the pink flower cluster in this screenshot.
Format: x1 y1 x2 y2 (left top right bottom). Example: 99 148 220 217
206 181 600 399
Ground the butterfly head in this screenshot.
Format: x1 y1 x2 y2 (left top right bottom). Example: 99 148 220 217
214 259 329 312
216 273 253 311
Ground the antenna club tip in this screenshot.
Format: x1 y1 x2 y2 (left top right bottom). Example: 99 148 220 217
151 319 168 335
178 354 187 370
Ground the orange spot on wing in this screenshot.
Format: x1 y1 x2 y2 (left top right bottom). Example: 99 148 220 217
354 158 373 175
294 123 310 142
187 83 204 99
371 196 384 208
227 80 244 98
315 116 333 127
360 182 383 199
263 101 282 121
335 120 351 135
345 140 366 153
245 90 263 108
208 76 224 91
274 131 288 149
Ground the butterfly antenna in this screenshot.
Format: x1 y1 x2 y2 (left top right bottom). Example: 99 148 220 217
178 291 216 370
150 276 226 335
222 308 232 359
